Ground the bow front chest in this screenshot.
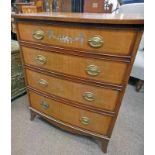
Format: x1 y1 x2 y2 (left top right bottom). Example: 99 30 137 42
13 12 144 153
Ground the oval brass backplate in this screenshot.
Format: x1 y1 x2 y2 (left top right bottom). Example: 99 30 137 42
86 65 101 76
38 79 48 87
35 55 47 65
83 92 96 102
33 30 44 40
80 117 90 125
40 101 49 109
88 35 104 48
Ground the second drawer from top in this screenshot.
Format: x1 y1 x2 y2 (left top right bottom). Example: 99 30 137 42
21 46 128 85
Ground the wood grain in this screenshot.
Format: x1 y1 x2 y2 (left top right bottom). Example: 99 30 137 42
22 46 128 85
29 90 113 135
13 12 144 25
84 0 105 13
20 41 132 61
14 12 144 153
18 22 137 56
26 69 120 112
25 65 123 91
27 86 115 115
29 107 110 153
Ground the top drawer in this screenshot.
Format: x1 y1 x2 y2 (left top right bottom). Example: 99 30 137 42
17 22 137 56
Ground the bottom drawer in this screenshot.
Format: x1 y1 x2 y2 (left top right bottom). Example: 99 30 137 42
29 90 113 135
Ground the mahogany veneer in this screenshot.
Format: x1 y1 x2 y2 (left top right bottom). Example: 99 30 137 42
22 46 128 85
26 69 120 112
18 22 137 56
13 12 144 153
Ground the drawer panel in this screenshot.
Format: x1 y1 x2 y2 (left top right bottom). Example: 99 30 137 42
22 46 128 85
26 69 119 112
18 22 137 56
29 90 113 135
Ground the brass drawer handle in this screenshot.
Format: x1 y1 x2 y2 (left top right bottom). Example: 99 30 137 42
80 117 90 125
40 101 49 109
33 30 44 40
88 35 104 48
38 79 48 87
86 65 100 76
83 92 96 102
35 55 46 65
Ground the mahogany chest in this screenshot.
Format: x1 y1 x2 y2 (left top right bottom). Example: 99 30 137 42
13 12 144 153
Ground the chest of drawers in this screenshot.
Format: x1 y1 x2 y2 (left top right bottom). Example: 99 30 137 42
14 12 143 153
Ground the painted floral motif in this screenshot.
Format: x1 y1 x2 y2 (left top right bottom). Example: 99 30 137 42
48 30 85 44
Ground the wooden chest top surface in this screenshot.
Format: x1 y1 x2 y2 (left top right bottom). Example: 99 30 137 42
13 12 144 24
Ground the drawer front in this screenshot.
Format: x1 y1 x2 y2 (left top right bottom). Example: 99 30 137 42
18 22 136 56
22 46 128 85
26 69 119 111
29 90 112 135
